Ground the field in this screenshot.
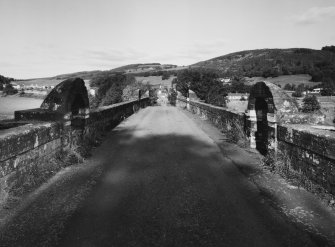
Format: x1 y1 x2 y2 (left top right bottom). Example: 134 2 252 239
297 96 335 126
245 74 320 87
136 76 176 88
0 95 43 120
226 100 248 113
15 78 64 87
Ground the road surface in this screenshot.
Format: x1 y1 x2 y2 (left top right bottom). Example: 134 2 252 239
0 106 318 246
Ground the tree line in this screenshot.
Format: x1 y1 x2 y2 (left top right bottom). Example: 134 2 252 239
172 69 251 107
89 73 151 108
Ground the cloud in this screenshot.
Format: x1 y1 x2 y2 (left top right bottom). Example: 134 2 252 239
292 6 335 25
145 39 230 66
85 49 147 62
177 39 229 63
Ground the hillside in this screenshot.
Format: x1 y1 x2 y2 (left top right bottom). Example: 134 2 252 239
191 48 335 82
52 63 179 80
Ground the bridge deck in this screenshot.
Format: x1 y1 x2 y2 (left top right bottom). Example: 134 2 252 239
0 106 318 246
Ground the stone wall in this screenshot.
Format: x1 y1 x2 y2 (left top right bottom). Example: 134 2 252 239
177 97 335 195
277 125 335 194
177 97 248 146
0 98 150 204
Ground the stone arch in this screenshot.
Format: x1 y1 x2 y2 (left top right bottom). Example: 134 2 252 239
41 78 89 116
14 77 90 135
247 81 298 155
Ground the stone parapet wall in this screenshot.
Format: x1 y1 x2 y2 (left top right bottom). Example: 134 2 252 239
0 98 150 204
0 122 64 203
277 125 335 194
177 97 335 195
177 97 248 146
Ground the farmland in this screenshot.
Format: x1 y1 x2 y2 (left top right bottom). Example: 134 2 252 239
245 74 320 87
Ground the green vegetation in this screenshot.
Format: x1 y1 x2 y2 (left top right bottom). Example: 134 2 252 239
0 74 14 90
301 95 321 113
3 84 18 95
173 69 227 106
322 45 335 53
291 84 306 97
122 81 151 102
192 48 335 91
321 78 335 96
168 88 177 106
53 63 180 81
89 73 150 108
173 69 251 107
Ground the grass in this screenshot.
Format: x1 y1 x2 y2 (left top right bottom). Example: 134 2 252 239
245 74 320 87
294 96 335 126
226 100 248 113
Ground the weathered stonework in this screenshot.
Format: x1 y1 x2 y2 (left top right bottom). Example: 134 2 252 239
177 90 335 196
277 125 335 194
0 77 151 205
177 97 248 146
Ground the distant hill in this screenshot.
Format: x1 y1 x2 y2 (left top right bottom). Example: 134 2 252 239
191 48 335 82
52 63 179 80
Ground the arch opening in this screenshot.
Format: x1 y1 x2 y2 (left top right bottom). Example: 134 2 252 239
70 94 86 116
255 97 269 155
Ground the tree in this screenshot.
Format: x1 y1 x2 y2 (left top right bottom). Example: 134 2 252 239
175 69 227 106
0 74 14 85
90 73 136 107
310 70 324 82
292 90 302 97
161 72 170 80
322 45 335 53
283 83 293 90
101 83 123 106
229 79 251 93
321 77 335 96
292 83 305 97
3 84 18 95
301 95 320 113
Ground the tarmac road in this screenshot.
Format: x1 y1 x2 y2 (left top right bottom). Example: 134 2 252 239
0 106 318 247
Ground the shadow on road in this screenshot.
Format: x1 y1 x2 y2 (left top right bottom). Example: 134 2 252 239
0 127 320 247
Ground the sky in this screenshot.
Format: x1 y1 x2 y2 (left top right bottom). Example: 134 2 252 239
0 0 335 79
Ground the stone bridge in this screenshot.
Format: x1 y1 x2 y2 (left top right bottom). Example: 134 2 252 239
0 78 335 246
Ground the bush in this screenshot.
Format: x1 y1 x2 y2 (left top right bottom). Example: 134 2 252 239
3 84 18 95
168 89 177 106
162 73 170 80
301 95 320 113
283 83 294 91
90 73 135 107
292 90 302 97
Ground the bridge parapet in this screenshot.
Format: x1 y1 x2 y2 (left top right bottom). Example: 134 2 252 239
177 97 248 146
177 96 335 196
0 77 150 205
